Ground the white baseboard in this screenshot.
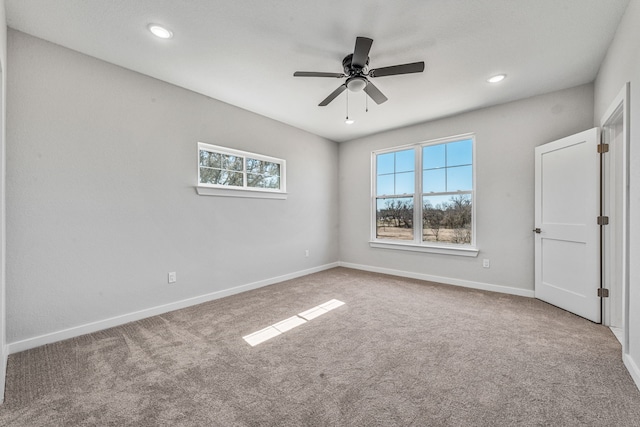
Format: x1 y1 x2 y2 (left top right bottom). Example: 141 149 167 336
7 262 339 355
624 353 640 392
0 345 7 403
339 262 535 298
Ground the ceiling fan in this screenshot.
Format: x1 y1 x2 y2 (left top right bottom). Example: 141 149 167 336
294 36 425 106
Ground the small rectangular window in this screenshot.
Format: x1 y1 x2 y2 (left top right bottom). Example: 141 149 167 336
198 143 286 195
372 135 475 250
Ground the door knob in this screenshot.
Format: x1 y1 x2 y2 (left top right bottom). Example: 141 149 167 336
533 228 541 233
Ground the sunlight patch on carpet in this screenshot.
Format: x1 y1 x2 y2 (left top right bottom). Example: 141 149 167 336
243 326 282 346
273 315 307 333
243 299 345 346
297 306 325 321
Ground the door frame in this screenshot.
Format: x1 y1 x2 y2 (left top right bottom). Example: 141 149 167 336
600 83 630 353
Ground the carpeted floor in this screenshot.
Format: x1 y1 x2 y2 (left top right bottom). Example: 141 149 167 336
1 267 639 426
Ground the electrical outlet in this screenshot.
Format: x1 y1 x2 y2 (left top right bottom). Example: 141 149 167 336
305 249 309 257
482 259 490 269
168 272 177 283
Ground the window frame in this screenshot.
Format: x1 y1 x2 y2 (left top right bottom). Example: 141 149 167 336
370 134 478 257
196 142 287 199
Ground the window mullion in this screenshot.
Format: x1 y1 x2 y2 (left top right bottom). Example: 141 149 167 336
241 156 246 188
414 146 422 243
444 144 448 192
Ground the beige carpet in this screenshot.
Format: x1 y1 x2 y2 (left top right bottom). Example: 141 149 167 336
1 267 639 426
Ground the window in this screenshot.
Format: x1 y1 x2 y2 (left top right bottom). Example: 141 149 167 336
197 143 286 199
372 135 476 256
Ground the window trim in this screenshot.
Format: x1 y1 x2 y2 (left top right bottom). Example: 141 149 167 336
196 142 287 199
370 133 478 257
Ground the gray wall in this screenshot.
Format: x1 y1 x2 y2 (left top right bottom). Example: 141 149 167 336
6 30 339 344
339 84 594 293
594 0 640 388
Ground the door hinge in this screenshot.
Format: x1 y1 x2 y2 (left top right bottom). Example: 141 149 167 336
597 216 609 226
597 143 609 153
598 288 609 298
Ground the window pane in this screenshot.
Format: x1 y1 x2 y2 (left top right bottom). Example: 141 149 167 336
199 168 243 186
423 144 445 170
264 176 281 189
208 171 243 187
199 150 221 168
376 197 414 241
377 174 394 196
199 167 221 184
246 158 260 173
446 165 472 192
395 171 415 194
222 154 243 171
446 139 472 167
376 149 415 196
423 169 446 193
248 174 280 189
377 152 394 175
422 194 472 244
247 158 280 176
395 149 415 173
247 173 263 188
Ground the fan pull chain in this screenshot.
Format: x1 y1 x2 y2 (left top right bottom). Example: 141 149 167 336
344 90 355 124
366 91 369 113
346 89 349 120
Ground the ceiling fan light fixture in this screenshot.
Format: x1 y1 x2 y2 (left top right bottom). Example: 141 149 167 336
346 76 368 92
488 74 506 83
148 24 173 39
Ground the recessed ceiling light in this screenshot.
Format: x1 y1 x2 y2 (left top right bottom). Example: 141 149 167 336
148 24 173 39
487 74 506 83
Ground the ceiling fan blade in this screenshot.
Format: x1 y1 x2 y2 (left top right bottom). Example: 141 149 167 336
369 61 425 78
294 71 345 78
352 37 373 69
319 84 347 106
363 81 388 105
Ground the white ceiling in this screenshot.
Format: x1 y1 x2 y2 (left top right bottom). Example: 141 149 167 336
5 0 630 142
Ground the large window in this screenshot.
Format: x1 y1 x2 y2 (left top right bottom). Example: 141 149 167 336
197 143 286 197
372 135 475 254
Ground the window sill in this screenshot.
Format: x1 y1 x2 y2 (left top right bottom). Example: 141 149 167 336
369 241 479 257
196 186 288 200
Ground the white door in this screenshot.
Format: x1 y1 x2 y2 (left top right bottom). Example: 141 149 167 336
534 128 601 322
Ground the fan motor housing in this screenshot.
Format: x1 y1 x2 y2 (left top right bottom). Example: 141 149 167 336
342 54 369 75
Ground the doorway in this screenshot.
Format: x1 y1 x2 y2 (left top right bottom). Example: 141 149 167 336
533 84 630 333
